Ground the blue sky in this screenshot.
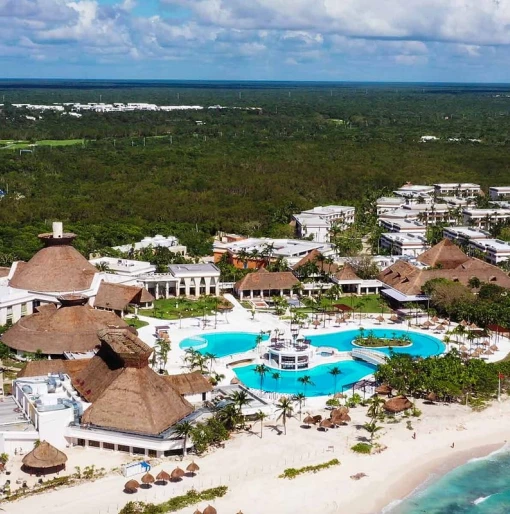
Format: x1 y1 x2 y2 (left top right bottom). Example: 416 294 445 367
2 0 510 82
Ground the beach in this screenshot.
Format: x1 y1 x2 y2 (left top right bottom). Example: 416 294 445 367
4 396 509 514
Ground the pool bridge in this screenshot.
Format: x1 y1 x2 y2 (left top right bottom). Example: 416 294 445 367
351 348 388 366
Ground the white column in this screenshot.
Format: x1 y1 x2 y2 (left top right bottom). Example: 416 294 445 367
357 284 361 295
12 304 22 323
184 279 191 297
165 281 169 298
26 302 34 315
0 308 7 326
204 277 212 295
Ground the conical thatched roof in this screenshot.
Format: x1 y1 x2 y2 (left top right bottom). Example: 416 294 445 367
73 329 193 436
141 472 155 484
22 441 67 469
303 415 315 425
2 294 128 355
187 462 200 472
375 384 392 395
94 282 154 312
319 418 334 428
417 239 470 270
171 467 185 480
10 231 97 293
124 480 139 493
384 396 413 413
334 263 361 281
203 506 217 514
156 470 171 482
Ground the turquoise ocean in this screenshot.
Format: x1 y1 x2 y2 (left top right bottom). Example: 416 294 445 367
385 447 510 514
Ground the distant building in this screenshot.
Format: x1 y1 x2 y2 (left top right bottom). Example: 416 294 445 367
489 186 510 201
394 183 434 200
379 219 427 235
469 239 510 265
376 197 405 215
433 183 481 198
443 226 491 245
113 235 187 256
379 233 430 257
293 205 355 243
462 208 510 228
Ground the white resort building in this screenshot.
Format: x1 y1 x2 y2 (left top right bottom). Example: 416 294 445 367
443 226 492 246
293 205 356 242
462 208 510 228
469 239 510 264
489 186 510 201
113 235 187 256
433 183 481 197
379 233 430 257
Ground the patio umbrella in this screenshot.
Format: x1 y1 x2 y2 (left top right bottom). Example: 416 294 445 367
193 510 202 514
375 384 392 395
203 506 217 514
187 462 200 476
141 472 155 487
484 349 494 355
435 325 445 331
303 415 315 426
482 340 490 346
312 320 321 329
335 317 343 324
156 470 171 484
426 392 437 402
460 320 468 327
376 315 385 323
124 480 140 494
170 467 186 481
334 392 346 399
389 314 399 322
319 419 334 430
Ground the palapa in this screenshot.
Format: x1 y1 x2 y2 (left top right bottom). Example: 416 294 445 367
187 462 200 475
426 392 437 402
376 315 385 322
490 345 499 351
375 384 392 395
384 395 413 414
156 470 171 483
22 441 67 473
319 418 334 429
170 467 185 481
124 480 140 493
203 506 218 514
389 314 399 322
422 320 433 328
193 510 202 514
431 316 439 323
303 415 315 425
141 472 155 485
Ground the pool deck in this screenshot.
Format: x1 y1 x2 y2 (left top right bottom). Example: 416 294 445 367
133 294 510 404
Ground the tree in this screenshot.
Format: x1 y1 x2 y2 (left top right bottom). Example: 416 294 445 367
254 364 268 390
297 375 314 397
255 410 268 438
203 352 217 374
292 392 306 420
328 366 342 394
173 421 193 458
271 371 281 390
215 404 242 431
468 276 481 289
276 397 294 435
363 421 383 444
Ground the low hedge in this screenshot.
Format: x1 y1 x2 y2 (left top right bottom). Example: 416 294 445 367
279 459 340 479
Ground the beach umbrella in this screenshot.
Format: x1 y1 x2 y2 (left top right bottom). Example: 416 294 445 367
376 315 385 323
124 480 140 494
484 349 494 355
431 316 439 323
460 320 468 327
334 392 346 399
482 340 490 347
375 384 392 395
490 345 499 351
319 419 334 430
141 472 155 487
170 467 185 481
312 320 321 328
422 320 433 328
389 314 399 322
193 510 202 514
470 322 478 330
303 415 315 427
156 470 171 484
187 462 200 476
435 325 445 331
460 345 468 352
203 506 217 514
426 392 437 403
335 317 343 324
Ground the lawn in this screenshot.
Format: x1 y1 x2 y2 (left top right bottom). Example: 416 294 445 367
296 294 390 314
139 297 233 320
0 139 84 150
125 317 149 330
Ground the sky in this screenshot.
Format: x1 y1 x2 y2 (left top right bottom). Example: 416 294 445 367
2 0 510 82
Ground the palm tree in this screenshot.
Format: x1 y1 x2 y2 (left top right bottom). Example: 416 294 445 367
174 421 193 458
254 364 268 390
154 338 171 371
297 375 314 399
271 371 281 391
255 410 268 438
216 404 242 431
328 366 342 394
275 397 294 435
292 392 306 420
363 421 382 444
204 352 217 374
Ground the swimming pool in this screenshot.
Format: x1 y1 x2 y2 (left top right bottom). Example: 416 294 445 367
234 360 377 397
307 328 445 358
179 331 270 358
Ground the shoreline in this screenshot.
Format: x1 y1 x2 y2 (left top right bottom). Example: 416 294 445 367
376 441 508 514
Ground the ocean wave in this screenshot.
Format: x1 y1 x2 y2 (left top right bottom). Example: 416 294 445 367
472 495 492 505
467 442 510 464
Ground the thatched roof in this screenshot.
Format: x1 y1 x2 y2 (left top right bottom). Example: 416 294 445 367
292 250 339 274
18 359 91 379
0 266 10 278
2 295 128 355
165 371 213 396
187 462 200 472
171 467 185 480
22 441 67 469
384 395 413 413
10 232 97 292
235 268 299 291
73 328 193 436
124 480 139 492
417 239 470 269
156 470 171 482
334 263 361 281
203 506 217 514
94 282 154 311
378 240 510 296
375 384 392 395
141 472 155 484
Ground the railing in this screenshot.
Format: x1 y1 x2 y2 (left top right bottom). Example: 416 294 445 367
351 348 387 366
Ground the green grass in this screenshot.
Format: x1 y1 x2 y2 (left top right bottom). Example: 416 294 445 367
140 297 232 320
0 139 84 150
126 318 149 330
296 294 390 314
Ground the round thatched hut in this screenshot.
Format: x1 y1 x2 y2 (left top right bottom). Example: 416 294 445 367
384 396 413 414
22 441 67 476
203 506 217 514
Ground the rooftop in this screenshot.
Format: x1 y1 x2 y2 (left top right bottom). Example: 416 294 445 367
167 263 220 277
471 239 510 251
89 257 155 274
443 226 491 239
381 233 428 244
433 183 480 188
224 238 334 257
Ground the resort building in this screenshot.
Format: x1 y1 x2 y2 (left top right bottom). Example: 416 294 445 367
234 269 299 300
443 226 491 246
379 233 430 257
113 235 187 256
89 257 156 277
378 239 510 306
489 186 510 200
394 184 434 200
93 282 154 316
433 183 481 198
214 238 335 269
139 263 221 298
469 239 510 265
379 203 455 225
376 197 405 215
379 219 427 235
331 264 383 295
462 208 510 228
11 329 203 457
293 205 356 242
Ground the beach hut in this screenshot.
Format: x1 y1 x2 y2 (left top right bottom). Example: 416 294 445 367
203 506 217 514
375 384 392 396
124 480 140 494
22 441 67 476
141 472 155 488
384 396 412 414
187 462 200 477
156 470 171 484
170 467 185 482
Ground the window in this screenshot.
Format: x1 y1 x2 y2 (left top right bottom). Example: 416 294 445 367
103 442 115 451
148 449 157 458
88 440 100 448
132 447 145 455
117 445 130 453
77 439 86 447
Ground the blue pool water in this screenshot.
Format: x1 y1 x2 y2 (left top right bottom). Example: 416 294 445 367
308 328 445 358
234 360 377 397
179 331 269 358
388 448 510 514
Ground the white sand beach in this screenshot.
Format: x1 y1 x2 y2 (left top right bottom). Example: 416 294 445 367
4 397 509 514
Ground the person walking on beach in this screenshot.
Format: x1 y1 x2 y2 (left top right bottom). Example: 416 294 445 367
412 432 416 439
451 442 455 448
